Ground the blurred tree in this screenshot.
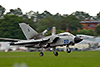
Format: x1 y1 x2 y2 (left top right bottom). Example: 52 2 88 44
42 10 52 17
53 13 62 21
61 15 82 32
77 30 94 35
25 10 63 23
25 11 43 22
56 29 65 34
25 11 34 19
0 15 26 39
72 11 93 20
96 12 100 20
0 5 6 19
6 8 23 16
62 14 68 17
36 16 60 33
95 24 100 35
23 14 28 20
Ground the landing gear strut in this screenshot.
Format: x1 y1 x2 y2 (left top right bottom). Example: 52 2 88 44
53 47 58 56
66 45 71 53
39 47 44 56
53 51 58 56
67 48 71 53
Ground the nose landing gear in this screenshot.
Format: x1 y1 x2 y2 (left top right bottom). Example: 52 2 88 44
39 52 44 56
53 51 58 56
66 45 71 53
39 47 44 56
53 47 58 56
67 48 71 53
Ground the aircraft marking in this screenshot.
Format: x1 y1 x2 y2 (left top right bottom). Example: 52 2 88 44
28 28 30 32
64 39 69 44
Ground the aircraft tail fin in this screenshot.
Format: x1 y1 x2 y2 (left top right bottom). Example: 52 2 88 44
19 23 38 40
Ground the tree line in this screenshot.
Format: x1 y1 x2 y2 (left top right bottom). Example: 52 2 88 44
0 5 100 39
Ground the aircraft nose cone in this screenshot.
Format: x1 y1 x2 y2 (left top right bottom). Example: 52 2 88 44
74 37 83 43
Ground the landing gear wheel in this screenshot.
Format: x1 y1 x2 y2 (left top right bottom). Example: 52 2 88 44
67 49 71 53
39 52 44 56
53 51 58 56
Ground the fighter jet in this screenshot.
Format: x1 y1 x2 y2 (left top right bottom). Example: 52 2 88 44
0 23 83 56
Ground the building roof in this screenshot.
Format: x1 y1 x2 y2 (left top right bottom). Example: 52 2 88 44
81 21 100 23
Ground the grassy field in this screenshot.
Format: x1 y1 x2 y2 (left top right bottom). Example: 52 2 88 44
0 51 100 67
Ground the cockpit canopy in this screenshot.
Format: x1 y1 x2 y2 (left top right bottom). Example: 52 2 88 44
58 32 74 36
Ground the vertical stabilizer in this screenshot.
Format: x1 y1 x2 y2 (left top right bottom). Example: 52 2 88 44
19 23 38 40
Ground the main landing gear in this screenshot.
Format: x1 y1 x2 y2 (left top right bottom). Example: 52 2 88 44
66 45 71 53
39 47 59 56
53 47 58 56
39 51 59 56
39 47 44 56
67 48 71 53
39 46 71 56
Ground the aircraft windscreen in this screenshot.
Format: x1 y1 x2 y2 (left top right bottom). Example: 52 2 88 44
58 34 71 36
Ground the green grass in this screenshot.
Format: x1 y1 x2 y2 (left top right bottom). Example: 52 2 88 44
0 51 100 67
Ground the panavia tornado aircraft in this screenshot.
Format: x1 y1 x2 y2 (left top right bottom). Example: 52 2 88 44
0 23 83 56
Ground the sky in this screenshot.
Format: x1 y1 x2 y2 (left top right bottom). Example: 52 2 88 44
0 0 100 16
